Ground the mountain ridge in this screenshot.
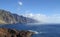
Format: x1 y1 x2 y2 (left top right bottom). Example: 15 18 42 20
0 9 38 24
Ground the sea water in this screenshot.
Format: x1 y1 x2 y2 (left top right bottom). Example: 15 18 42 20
0 24 60 37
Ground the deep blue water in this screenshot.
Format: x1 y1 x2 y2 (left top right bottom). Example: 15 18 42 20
0 24 60 37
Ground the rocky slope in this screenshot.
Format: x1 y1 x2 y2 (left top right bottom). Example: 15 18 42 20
0 9 38 24
0 28 35 37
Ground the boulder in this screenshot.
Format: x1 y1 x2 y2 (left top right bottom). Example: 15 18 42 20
0 28 35 37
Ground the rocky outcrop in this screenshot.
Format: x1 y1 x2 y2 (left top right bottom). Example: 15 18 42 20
0 28 35 37
0 9 38 24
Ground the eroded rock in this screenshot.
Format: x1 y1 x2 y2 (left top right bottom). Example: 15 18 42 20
0 28 34 37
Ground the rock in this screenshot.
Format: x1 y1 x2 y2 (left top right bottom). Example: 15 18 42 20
0 9 38 24
18 30 34 37
0 28 35 37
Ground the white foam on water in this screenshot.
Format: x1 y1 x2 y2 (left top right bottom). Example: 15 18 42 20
39 32 47 34
28 30 47 34
28 30 39 34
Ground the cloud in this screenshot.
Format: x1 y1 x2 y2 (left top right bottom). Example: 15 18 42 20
18 2 23 6
22 13 60 24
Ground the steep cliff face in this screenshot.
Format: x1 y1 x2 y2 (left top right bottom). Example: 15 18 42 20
0 10 17 24
0 9 38 24
0 28 34 37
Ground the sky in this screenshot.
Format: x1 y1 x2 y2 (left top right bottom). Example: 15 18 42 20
0 0 60 23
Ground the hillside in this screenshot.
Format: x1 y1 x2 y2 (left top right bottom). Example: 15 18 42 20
0 28 35 37
0 9 38 24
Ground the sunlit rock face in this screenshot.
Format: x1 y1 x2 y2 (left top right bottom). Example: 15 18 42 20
0 9 38 24
0 28 35 37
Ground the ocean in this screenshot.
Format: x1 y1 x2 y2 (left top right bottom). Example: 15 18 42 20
0 24 60 37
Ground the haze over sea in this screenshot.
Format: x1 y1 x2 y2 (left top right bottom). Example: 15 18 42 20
0 23 60 37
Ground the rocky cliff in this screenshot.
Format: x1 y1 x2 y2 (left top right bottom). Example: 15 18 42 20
0 28 35 37
0 9 38 24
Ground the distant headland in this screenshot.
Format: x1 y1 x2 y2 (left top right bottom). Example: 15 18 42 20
0 9 38 24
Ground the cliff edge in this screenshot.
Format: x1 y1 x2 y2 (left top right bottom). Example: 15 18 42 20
0 28 35 37
0 9 38 24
